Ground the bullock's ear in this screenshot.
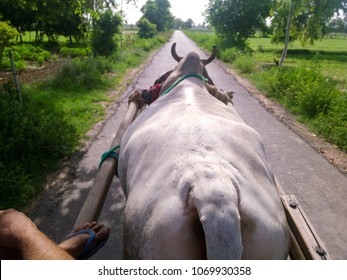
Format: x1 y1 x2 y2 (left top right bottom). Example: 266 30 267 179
154 70 174 85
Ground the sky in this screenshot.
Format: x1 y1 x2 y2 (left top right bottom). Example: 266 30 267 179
122 0 210 25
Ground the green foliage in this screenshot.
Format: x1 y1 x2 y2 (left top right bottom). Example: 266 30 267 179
0 31 171 209
117 33 171 67
261 63 338 117
5 44 51 65
258 63 346 151
184 31 217 55
92 9 122 57
43 57 113 91
234 55 257 74
270 0 347 46
137 18 157 39
140 0 174 32
313 96 347 151
60 46 92 58
37 0 87 43
220 48 242 63
0 21 18 62
0 1 36 42
0 55 115 209
170 17 194 30
327 17 346 34
206 0 272 49
0 83 78 209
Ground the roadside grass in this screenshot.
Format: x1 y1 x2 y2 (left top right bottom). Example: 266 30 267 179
0 32 172 210
185 31 347 152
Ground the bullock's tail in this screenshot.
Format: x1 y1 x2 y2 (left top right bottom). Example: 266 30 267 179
192 182 243 259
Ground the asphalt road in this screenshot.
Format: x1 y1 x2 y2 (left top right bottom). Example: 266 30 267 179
32 31 347 260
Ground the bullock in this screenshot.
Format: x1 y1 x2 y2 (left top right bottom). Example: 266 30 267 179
118 43 290 259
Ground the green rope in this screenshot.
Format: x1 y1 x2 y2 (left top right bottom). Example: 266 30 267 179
99 145 120 175
160 74 208 97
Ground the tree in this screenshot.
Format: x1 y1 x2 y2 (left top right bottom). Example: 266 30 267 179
271 0 347 65
35 0 87 43
0 0 37 42
173 17 184 30
326 17 346 35
183 19 194 30
205 0 272 49
140 0 173 32
92 9 122 56
137 18 157 38
0 1 138 43
0 21 19 63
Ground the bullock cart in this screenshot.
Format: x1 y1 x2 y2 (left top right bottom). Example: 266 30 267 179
74 95 330 260
74 44 330 259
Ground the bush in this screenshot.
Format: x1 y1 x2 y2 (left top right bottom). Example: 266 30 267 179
92 10 122 57
60 46 92 58
263 64 339 118
0 83 77 209
234 55 257 73
1 57 26 70
313 94 347 152
137 18 157 39
0 21 18 63
43 57 113 91
257 63 346 151
220 47 241 63
5 44 51 66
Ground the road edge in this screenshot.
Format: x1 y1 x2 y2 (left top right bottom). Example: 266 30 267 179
217 60 346 176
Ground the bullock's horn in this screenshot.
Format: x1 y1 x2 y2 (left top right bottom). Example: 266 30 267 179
171 43 182 62
201 46 217 65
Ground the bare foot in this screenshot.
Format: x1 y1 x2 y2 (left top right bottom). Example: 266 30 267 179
59 222 110 259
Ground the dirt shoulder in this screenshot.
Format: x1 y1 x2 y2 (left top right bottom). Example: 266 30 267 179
0 60 65 86
220 62 347 176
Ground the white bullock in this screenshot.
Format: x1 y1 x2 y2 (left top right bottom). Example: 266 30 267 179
118 44 290 259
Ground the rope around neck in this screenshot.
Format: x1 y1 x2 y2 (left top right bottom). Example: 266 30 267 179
160 74 208 97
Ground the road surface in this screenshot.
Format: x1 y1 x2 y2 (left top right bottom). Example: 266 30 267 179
31 31 347 260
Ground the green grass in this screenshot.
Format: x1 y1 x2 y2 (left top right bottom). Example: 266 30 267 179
249 35 347 53
250 36 347 90
17 31 73 44
0 32 172 210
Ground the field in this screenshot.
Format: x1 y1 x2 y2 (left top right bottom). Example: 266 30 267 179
185 31 347 153
186 31 347 90
249 36 347 90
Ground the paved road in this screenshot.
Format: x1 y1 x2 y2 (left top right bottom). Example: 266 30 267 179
32 31 347 260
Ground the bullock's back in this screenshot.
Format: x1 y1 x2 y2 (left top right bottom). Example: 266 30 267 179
119 79 290 259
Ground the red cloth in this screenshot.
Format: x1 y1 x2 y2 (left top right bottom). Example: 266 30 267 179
148 84 162 104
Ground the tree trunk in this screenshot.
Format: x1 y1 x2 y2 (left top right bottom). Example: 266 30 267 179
279 0 295 67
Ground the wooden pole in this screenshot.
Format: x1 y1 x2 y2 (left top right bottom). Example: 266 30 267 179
9 50 23 106
74 100 141 228
275 177 330 260
282 195 331 260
